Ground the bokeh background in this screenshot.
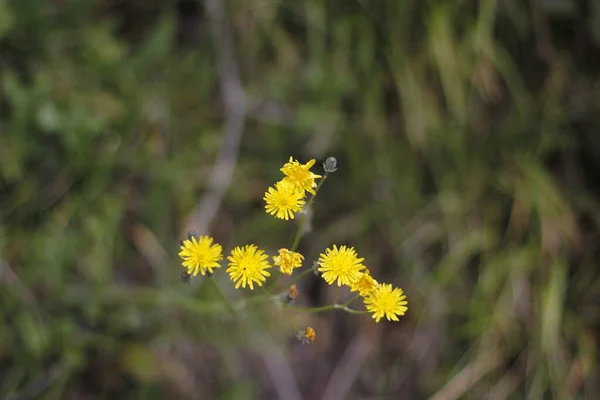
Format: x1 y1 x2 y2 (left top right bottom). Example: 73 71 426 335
2 0 600 398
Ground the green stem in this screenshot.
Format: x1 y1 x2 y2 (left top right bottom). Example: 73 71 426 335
290 174 328 252
334 287 341 304
339 307 369 315
260 285 271 297
344 294 361 307
235 293 272 308
286 304 336 313
290 266 315 285
210 277 236 314
269 174 328 292
285 303 369 315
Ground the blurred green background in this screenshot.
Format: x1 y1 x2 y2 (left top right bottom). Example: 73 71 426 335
2 0 600 398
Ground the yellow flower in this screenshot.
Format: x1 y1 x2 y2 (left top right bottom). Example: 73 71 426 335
317 245 365 286
226 245 272 290
363 283 408 322
349 269 379 296
264 180 305 220
178 235 223 276
281 157 322 195
273 248 304 275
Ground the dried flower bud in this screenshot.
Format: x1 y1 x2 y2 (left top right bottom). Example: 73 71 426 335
323 157 337 173
312 261 320 276
187 230 199 241
283 284 299 304
181 271 192 284
296 327 316 344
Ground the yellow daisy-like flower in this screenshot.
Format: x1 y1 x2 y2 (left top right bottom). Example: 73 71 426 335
226 245 272 290
281 157 323 195
317 245 365 286
349 269 379 296
273 248 304 275
178 235 223 276
363 283 408 322
264 180 305 220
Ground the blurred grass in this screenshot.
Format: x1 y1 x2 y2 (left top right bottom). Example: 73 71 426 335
2 0 600 398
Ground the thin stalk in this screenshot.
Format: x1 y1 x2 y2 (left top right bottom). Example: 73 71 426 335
290 266 316 285
343 294 361 307
210 277 236 314
338 306 369 315
285 303 369 315
260 285 271 296
334 287 341 304
268 173 328 292
290 174 328 252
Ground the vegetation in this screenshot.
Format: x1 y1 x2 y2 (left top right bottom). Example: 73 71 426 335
2 0 600 398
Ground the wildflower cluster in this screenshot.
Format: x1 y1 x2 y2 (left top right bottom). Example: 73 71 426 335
178 157 408 344
317 246 408 322
264 158 322 220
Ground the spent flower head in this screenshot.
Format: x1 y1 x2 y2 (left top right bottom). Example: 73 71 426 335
296 327 316 344
273 248 304 275
363 283 408 322
226 245 272 290
281 157 322 195
264 180 305 220
178 235 223 276
318 245 365 286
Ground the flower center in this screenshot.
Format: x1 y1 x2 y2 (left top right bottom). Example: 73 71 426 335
333 254 354 273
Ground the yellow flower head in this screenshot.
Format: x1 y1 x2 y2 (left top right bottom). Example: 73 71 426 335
349 269 379 296
264 180 306 220
273 248 304 275
281 157 323 195
363 283 408 322
317 245 365 286
226 245 272 290
178 235 223 276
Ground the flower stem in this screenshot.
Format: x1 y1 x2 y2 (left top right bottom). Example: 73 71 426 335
285 303 369 315
210 277 236 314
290 266 315 285
260 285 272 297
344 294 361 307
338 307 369 315
334 286 341 304
269 173 328 292
290 174 328 252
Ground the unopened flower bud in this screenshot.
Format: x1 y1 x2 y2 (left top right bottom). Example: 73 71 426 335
187 230 199 241
323 157 337 173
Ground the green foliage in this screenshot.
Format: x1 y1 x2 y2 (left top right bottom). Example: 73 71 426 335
1 0 600 398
